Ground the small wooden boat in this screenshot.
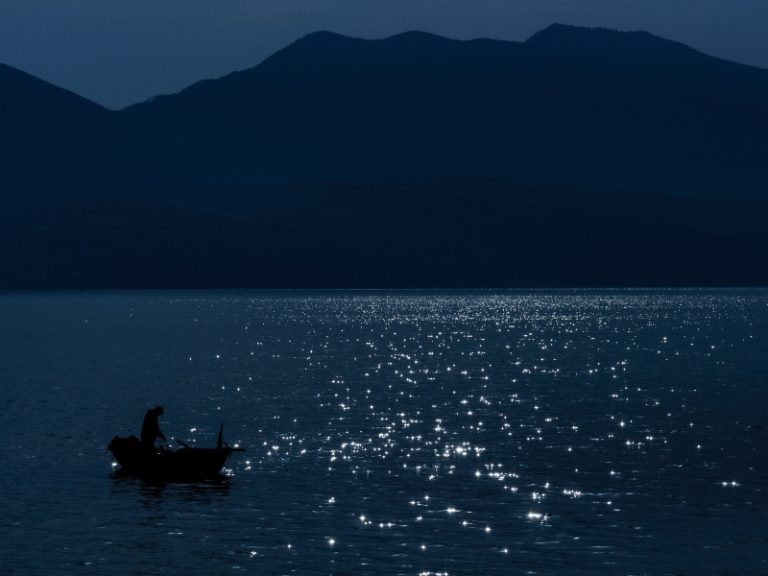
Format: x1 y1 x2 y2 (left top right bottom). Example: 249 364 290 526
108 425 244 480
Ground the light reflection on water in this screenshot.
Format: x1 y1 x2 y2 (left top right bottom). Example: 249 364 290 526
1 290 767 575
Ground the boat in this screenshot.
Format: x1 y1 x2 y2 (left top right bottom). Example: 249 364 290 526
108 425 244 480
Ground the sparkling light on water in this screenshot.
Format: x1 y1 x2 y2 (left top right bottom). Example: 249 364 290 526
1 290 768 575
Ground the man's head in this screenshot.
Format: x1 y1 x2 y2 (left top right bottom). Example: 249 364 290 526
154 406 164 416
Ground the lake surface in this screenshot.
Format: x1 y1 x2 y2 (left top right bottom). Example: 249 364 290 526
1 290 767 575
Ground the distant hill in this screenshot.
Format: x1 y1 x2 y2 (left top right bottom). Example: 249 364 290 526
1 25 767 288
114 24 768 198
0 63 109 190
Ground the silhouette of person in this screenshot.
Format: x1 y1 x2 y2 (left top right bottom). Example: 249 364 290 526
141 406 167 450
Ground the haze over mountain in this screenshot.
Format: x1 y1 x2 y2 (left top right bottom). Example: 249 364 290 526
2 24 767 288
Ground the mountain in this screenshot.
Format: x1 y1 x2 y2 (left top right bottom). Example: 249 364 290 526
1 25 767 288
113 24 768 198
0 63 109 191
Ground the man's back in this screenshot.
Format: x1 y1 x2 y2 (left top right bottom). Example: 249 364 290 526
140 406 165 447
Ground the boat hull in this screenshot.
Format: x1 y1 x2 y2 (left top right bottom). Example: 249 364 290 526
108 436 231 480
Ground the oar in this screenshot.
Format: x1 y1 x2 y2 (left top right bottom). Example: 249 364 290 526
217 424 246 451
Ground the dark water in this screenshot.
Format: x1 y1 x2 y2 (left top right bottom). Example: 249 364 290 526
1 290 767 575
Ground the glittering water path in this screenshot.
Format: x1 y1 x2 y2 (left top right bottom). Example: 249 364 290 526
1 290 767 575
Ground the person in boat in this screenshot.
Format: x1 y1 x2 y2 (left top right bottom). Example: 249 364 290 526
140 406 167 451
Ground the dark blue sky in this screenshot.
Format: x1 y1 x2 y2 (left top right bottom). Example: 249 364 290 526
2 1 766 109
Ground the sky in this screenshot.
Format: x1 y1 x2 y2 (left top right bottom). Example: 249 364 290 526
1 1 767 110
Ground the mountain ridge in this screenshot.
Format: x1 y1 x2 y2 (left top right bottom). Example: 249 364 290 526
112 24 767 195
3 25 767 112
1 25 767 288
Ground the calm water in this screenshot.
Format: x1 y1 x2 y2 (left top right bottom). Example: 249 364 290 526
1 290 767 575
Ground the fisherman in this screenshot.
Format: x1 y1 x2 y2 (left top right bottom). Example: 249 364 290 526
140 406 167 450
